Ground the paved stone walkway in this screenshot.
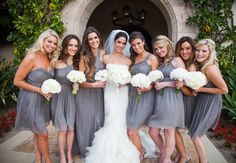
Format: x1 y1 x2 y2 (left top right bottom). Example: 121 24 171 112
0 125 228 163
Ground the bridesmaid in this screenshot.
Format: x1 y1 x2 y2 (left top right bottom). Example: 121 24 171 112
189 39 228 163
127 31 158 158
73 26 105 159
13 29 60 163
148 35 185 163
174 36 197 163
51 34 81 163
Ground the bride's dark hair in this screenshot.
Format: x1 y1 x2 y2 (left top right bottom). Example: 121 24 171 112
114 31 128 42
129 31 148 67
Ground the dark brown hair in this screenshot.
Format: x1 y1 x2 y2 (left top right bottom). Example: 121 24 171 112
80 26 103 80
129 31 148 67
175 36 196 68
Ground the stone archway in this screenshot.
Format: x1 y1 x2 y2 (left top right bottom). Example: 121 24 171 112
62 0 197 44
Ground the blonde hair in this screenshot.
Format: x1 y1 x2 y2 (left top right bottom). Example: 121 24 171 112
152 35 175 65
195 39 218 73
27 29 61 63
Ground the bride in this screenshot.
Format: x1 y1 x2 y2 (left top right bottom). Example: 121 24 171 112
85 30 140 163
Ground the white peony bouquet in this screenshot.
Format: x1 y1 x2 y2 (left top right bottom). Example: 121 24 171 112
147 70 164 83
169 68 189 81
95 69 108 82
107 66 131 87
170 68 189 92
131 73 151 89
41 79 61 100
131 73 151 101
67 70 86 94
184 71 207 90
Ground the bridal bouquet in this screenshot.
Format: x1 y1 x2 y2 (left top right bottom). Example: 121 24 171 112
147 70 164 83
107 67 131 86
170 68 189 92
184 71 207 90
67 70 86 94
41 79 61 100
95 69 108 82
131 73 151 101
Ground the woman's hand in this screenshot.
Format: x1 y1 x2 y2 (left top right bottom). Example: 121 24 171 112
155 81 165 90
36 87 52 100
92 81 106 88
175 80 184 89
137 85 152 93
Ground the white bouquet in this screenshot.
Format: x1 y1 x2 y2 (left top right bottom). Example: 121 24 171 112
107 67 131 86
169 68 189 81
131 73 151 101
67 70 86 94
95 69 108 82
41 79 61 100
131 73 151 89
184 71 207 90
170 68 189 92
147 70 164 83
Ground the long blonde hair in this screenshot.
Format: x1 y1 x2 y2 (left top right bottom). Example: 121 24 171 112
152 35 175 65
196 39 218 73
27 29 61 63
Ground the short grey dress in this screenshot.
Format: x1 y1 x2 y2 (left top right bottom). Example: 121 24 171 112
51 64 76 131
188 81 222 138
73 51 105 158
15 68 54 134
148 62 185 128
127 54 155 129
183 95 195 129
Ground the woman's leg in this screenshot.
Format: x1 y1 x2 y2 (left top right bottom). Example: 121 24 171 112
149 127 165 162
37 134 52 163
33 134 42 163
127 128 143 158
163 128 175 163
175 129 189 163
192 136 208 163
67 130 75 163
58 131 66 163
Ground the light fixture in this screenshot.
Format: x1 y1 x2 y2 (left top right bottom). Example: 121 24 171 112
111 4 147 26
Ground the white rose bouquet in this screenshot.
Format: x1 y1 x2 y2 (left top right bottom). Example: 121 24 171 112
67 70 86 94
41 79 61 100
184 71 207 90
131 73 151 89
131 73 151 101
95 69 108 82
170 68 189 92
147 70 164 83
107 67 131 87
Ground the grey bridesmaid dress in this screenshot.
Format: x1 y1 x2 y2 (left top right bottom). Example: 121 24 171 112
73 51 105 158
15 68 54 134
183 95 195 129
51 64 76 131
188 81 222 138
148 62 185 128
127 54 155 129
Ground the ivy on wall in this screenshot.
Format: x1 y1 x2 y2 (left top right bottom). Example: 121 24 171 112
186 0 236 120
7 0 67 61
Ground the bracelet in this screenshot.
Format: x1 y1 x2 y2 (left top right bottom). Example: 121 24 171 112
32 87 35 93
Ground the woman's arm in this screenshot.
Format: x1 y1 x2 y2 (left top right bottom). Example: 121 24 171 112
195 65 228 94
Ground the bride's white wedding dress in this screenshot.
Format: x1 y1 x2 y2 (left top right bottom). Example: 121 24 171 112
85 64 140 163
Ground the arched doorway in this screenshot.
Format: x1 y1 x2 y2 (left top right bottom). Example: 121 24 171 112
86 0 168 52
62 0 197 45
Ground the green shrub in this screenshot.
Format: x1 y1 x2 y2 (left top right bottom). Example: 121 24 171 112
0 57 18 110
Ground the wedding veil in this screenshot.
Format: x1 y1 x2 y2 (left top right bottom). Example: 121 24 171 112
104 29 131 57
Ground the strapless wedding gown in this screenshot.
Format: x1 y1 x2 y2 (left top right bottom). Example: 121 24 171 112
85 64 140 163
